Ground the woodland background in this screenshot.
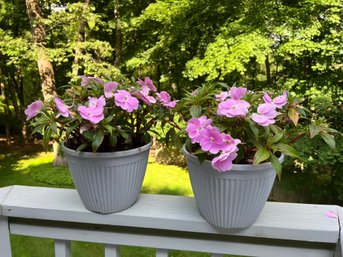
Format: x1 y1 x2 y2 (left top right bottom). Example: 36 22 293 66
0 0 342 204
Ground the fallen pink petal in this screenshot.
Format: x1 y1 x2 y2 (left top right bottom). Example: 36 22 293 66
325 211 338 218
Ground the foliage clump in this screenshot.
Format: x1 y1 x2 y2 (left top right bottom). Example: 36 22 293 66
180 83 338 176
25 77 177 152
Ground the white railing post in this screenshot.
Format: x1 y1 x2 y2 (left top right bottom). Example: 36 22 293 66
105 244 120 257
55 239 71 257
156 248 168 257
335 207 343 257
0 216 12 257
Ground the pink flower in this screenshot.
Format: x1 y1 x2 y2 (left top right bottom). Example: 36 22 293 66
77 96 105 124
104 82 118 98
215 91 230 102
211 151 238 172
136 91 156 106
230 87 247 100
273 91 288 108
134 85 156 105
217 99 250 117
81 76 103 87
165 100 177 108
186 116 212 143
114 90 139 112
251 103 278 126
78 105 104 124
88 96 106 109
25 100 43 120
137 77 157 92
263 91 287 109
221 133 241 153
198 126 226 154
156 91 177 108
54 97 69 118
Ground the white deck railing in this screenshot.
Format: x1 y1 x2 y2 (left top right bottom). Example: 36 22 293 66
0 185 342 257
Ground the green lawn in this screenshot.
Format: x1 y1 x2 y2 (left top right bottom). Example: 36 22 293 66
0 143 239 257
0 143 193 194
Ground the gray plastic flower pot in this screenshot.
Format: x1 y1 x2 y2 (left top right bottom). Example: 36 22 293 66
183 145 284 229
62 141 152 214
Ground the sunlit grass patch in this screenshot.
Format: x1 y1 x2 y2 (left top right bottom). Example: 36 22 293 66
15 152 54 173
143 162 193 196
8 150 193 196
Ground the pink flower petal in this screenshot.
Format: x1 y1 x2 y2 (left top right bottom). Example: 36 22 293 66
54 97 69 118
25 100 43 120
230 87 247 100
104 82 118 98
325 210 338 218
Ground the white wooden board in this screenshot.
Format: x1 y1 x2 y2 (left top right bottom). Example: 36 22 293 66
0 186 340 243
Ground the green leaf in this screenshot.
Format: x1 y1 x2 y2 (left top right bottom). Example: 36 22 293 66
83 131 94 141
275 143 300 158
309 124 322 138
50 122 57 134
88 19 96 30
76 143 88 151
118 130 129 139
249 122 259 139
104 125 113 136
190 105 202 117
31 124 44 135
103 115 113 123
66 124 79 137
321 133 335 149
270 154 282 180
254 148 270 165
192 148 206 155
196 152 207 164
325 128 339 133
109 134 118 146
184 138 192 151
92 131 104 152
270 124 282 134
269 132 284 144
43 128 52 150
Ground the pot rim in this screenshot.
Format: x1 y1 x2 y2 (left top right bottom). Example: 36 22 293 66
62 140 152 159
182 144 284 171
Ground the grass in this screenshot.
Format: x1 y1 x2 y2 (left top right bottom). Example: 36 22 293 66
11 150 194 196
0 142 240 257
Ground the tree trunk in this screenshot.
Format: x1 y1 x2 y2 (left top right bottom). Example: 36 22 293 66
17 70 28 143
52 141 68 167
265 55 271 87
26 0 62 165
72 0 91 78
114 0 122 67
25 0 56 101
0 81 11 140
8 69 26 143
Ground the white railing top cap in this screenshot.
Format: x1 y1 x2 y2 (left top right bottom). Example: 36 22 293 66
0 185 341 243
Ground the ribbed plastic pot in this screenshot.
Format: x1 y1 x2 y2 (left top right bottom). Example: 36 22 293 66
183 145 284 229
61 141 152 214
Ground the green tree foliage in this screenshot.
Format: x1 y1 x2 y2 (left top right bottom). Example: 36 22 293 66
0 0 39 140
124 0 342 103
0 0 342 203
45 2 121 79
